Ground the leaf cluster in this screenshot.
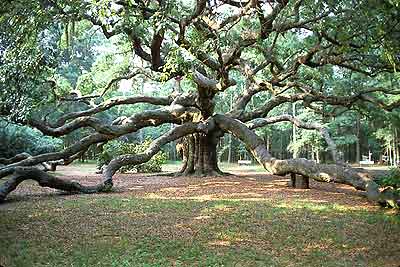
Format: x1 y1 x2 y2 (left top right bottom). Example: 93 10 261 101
97 139 167 173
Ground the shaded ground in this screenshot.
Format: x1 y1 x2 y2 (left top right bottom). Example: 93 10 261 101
1 163 399 267
1 164 379 207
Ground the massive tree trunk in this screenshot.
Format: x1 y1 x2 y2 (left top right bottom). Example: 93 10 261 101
175 76 225 176
177 130 224 176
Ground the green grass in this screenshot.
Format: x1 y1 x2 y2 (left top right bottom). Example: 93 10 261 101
1 196 399 267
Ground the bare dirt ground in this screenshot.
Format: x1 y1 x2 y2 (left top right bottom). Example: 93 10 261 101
2 164 399 267
3 163 377 209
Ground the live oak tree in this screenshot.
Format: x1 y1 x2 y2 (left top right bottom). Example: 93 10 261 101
0 0 399 204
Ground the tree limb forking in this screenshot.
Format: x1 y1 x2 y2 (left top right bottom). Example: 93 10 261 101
0 121 216 201
54 95 173 127
1 105 198 174
1 0 399 206
237 84 400 122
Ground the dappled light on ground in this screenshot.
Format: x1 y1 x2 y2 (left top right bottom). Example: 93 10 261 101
1 164 376 210
1 164 399 266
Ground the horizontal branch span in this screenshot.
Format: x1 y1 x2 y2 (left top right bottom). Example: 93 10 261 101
0 167 112 202
0 121 215 201
214 114 396 204
246 114 338 162
237 86 400 122
55 95 173 127
1 105 196 174
29 104 193 138
0 153 31 165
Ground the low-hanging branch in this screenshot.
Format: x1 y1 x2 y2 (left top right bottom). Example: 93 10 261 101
214 114 397 203
0 153 31 165
29 103 195 138
0 121 214 202
1 0 399 207
1 104 198 175
0 167 112 202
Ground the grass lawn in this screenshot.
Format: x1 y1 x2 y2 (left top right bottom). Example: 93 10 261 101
0 163 399 266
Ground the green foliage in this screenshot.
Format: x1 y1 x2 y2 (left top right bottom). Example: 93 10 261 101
379 168 400 188
376 168 400 209
1 0 399 166
0 121 62 158
97 139 167 173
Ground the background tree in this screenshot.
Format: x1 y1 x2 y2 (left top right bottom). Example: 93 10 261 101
0 0 399 204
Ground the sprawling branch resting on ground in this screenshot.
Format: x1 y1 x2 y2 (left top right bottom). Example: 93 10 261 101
0 167 112 202
247 114 339 163
1 1 399 206
0 121 214 202
214 114 397 203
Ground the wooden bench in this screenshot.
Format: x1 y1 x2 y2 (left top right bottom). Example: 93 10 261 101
359 160 374 166
238 160 252 166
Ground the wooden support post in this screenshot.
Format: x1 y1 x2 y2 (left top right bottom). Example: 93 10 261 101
289 173 310 189
290 173 296 187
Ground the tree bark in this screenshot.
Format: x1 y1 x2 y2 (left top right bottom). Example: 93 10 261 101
0 167 112 202
356 114 361 163
177 131 224 176
214 114 398 204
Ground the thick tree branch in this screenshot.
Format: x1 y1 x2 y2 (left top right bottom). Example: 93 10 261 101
247 114 338 162
214 114 396 203
103 119 215 180
238 84 400 122
0 153 31 165
151 30 165 71
2 105 198 173
0 120 216 201
0 167 112 202
55 95 173 127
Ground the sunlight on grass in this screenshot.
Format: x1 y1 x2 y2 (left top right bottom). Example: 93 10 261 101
1 196 399 267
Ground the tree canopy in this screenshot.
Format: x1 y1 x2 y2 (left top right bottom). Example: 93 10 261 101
0 0 399 204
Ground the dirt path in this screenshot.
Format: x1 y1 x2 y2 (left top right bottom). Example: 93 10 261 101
2 164 376 209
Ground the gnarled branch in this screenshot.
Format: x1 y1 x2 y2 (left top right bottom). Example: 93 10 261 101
214 114 396 203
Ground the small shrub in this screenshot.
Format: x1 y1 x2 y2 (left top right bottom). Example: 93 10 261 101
376 167 400 209
379 168 400 188
97 139 167 173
